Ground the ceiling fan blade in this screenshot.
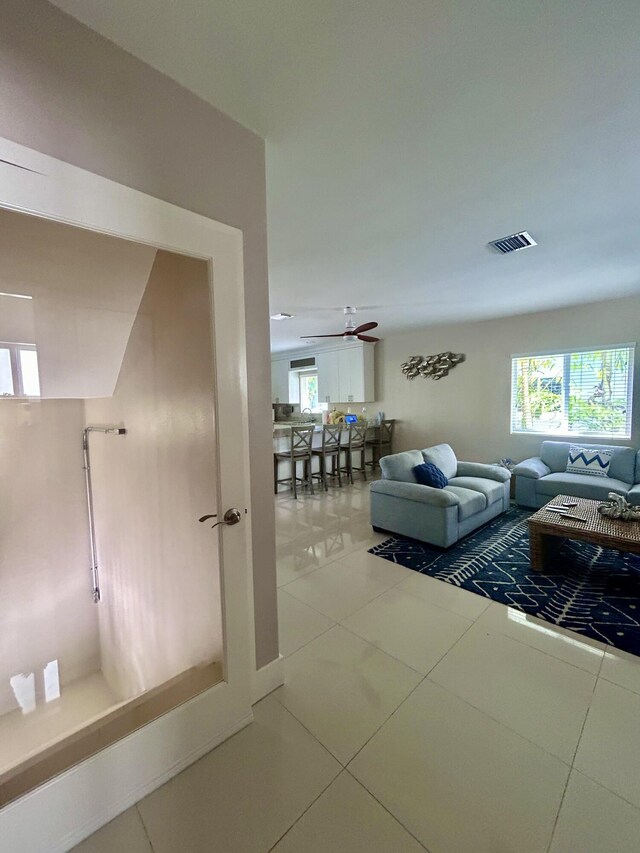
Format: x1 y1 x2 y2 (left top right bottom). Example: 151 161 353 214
300 333 346 338
352 321 378 335
357 334 380 343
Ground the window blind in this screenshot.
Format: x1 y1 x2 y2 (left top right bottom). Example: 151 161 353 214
510 345 634 439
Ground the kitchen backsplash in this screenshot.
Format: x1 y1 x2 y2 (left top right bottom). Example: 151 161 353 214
272 403 322 424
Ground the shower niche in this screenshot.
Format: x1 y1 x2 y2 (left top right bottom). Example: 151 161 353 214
0 208 226 804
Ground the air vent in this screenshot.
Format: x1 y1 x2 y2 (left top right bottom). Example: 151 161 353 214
488 231 537 254
290 357 316 369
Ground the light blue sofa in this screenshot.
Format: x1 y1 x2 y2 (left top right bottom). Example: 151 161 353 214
370 444 511 548
631 451 640 506
513 441 639 508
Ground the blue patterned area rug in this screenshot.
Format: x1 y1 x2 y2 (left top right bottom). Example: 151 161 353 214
369 507 640 657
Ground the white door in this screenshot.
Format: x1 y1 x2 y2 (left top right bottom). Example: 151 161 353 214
0 137 254 851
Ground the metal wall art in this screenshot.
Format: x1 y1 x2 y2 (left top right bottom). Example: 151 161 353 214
598 493 640 522
401 352 466 381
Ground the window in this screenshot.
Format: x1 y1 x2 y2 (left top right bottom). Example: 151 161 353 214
511 345 634 439
298 370 321 413
0 343 41 398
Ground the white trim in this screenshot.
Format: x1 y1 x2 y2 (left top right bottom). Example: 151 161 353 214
2 685 253 852
509 429 633 440
0 137 255 849
252 655 285 704
272 340 375 361
511 342 636 359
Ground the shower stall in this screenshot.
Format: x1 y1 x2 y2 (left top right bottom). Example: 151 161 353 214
0 206 230 805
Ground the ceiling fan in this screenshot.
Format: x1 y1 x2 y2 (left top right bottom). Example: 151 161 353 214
300 306 380 343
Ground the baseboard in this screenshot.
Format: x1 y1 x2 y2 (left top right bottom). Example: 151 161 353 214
56 710 253 853
252 655 285 703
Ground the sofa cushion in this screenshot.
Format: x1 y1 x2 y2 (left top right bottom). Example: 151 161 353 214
448 476 504 505
446 486 486 520
421 443 458 480
414 462 448 489
380 449 424 483
636 450 640 485
628 484 640 506
536 472 630 501
540 440 635 482
566 445 612 478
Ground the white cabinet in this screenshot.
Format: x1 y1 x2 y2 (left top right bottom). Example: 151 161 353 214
272 343 375 406
271 359 290 403
338 345 375 402
316 350 340 404
338 348 358 402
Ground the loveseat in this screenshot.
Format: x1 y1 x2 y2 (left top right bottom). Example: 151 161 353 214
513 440 640 508
370 443 511 548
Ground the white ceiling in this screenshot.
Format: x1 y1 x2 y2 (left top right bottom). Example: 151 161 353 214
52 0 640 352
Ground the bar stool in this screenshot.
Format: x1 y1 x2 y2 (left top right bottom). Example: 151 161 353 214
273 426 315 499
366 419 395 472
340 422 368 484
311 424 343 491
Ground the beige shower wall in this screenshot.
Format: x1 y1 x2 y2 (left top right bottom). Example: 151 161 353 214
85 251 222 701
0 400 99 716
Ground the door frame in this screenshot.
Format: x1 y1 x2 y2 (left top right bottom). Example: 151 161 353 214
0 137 255 852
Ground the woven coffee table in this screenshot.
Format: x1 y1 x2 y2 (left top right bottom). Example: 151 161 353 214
528 495 640 572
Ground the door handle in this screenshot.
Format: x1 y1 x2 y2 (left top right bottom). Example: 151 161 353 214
199 508 242 529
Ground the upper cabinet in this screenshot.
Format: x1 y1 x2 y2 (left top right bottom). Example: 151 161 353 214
316 350 340 403
271 358 290 403
273 343 375 405
338 345 374 403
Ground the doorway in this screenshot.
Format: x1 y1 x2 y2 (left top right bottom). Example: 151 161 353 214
0 138 254 849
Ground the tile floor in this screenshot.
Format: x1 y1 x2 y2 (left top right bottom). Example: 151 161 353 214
75 477 640 852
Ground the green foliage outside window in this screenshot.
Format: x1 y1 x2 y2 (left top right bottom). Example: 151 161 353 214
512 347 632 437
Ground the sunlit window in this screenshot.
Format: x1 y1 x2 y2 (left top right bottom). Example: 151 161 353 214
299 370 322 413
511 345 634 439
0 343 41 398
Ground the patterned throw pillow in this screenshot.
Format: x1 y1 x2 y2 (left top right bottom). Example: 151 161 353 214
414 462 448 489
565 446 612 478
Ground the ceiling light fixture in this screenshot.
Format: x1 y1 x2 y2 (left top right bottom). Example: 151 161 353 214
0 291 33 299
270 312 294 320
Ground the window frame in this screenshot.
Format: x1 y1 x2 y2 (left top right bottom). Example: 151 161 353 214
510 343 635 440
0 341 40 398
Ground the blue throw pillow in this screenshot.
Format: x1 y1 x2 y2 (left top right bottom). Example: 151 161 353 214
413 462 448 489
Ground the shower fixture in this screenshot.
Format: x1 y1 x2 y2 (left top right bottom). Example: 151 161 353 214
83 426 126 603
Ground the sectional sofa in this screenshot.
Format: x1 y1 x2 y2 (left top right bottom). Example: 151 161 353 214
513 440 640 508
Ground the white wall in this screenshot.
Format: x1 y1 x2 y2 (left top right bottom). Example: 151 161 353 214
0 296 35 344
369 293 640 463
85 251 222 700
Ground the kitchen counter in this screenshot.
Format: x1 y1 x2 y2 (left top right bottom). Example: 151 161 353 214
272 422 322 431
